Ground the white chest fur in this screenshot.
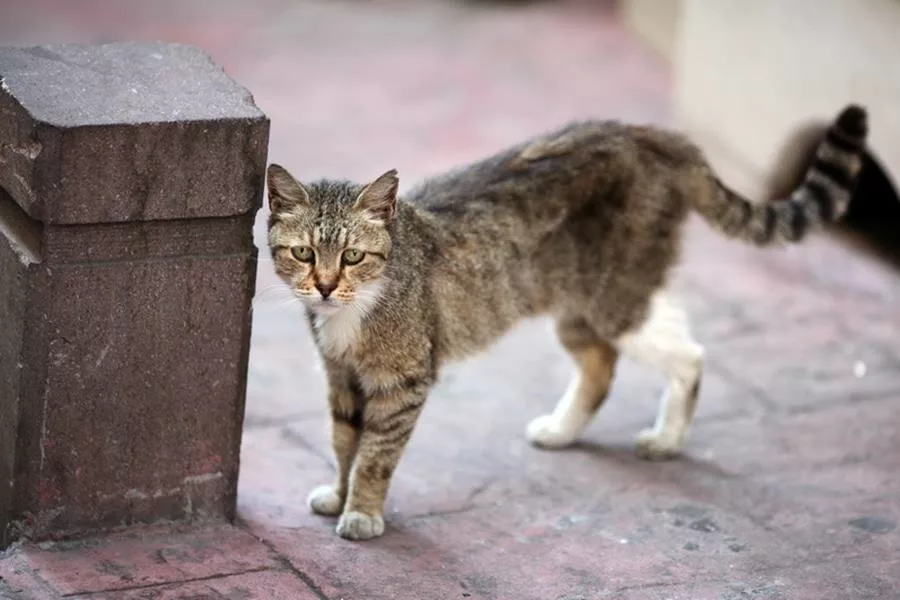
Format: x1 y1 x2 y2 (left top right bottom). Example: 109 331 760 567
315 308 364 357
312 280 385 358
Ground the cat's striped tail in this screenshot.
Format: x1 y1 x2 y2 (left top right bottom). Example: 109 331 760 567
693 105 868 246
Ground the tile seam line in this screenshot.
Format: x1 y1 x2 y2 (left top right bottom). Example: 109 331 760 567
59 565 272 598
235 522 330 600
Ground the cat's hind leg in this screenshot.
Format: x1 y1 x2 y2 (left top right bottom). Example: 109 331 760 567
616 292 703 460
527 316 619 449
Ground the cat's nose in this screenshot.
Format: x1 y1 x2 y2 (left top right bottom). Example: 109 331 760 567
316 281 337 299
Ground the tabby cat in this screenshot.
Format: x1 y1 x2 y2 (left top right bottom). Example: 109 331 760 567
266 106 868 540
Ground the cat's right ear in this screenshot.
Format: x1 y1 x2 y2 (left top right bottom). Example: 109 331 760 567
267 164 310 213
354 169 399 223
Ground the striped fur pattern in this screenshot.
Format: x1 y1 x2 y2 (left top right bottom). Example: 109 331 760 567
266 105 868 540
692 105 868 244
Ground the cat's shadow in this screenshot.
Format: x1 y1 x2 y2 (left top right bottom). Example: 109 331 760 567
385 441 738 539
566 439 735 479
379 439 741 549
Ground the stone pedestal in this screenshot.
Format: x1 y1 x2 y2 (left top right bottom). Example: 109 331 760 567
0 42 269 547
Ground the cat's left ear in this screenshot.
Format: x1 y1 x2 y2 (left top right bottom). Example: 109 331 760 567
354 169 399 223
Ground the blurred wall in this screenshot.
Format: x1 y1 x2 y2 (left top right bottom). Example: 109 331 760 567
624 0 900 197
621 0 681 59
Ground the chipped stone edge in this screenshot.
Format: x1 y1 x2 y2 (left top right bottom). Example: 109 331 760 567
0 192 41 265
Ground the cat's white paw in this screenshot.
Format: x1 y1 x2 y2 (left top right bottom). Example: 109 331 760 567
526 414 578 449
336 511 385 541
307 484 343 516
634 428 682 461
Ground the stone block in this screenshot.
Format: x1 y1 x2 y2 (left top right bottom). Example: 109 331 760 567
0 42 268 224
0 42 269 547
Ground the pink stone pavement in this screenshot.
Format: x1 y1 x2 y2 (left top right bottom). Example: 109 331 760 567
2 1 899 599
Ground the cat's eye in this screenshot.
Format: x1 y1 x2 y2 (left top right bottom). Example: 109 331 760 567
342 248 365 265
291 245 315 263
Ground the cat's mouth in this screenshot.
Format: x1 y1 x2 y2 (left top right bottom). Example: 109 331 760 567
307 297 345 316
291 287 346 315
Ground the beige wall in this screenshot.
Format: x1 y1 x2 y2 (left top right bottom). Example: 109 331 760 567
624 0 900 197
621 0 682 59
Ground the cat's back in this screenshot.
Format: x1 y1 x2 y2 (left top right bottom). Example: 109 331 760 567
403 120 698 233
405 121 627 208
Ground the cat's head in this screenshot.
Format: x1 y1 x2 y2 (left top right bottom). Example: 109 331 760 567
266 164 398 317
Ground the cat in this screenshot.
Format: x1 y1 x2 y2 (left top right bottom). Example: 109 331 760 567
266 105 868 540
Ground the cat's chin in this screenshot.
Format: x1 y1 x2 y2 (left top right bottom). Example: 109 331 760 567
308 300 345 317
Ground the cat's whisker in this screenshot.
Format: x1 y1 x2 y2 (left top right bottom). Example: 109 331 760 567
355 292 399 321
265 296 306 313
250 296 297 311
252 284 297 309
252 293 295 308
255 284 293 298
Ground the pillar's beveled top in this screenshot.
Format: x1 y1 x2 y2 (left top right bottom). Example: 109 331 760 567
0 42 264 127
0 42 269 225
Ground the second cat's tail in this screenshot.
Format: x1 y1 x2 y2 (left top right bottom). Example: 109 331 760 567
692 105 868 246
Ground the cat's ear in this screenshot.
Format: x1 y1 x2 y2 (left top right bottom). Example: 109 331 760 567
354 169 399 223
267 164 310 213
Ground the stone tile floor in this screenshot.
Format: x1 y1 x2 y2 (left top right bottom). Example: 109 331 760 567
2 0 900 598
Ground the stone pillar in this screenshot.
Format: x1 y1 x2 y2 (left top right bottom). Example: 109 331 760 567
0 43 269 547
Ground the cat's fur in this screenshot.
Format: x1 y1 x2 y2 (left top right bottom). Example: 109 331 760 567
266 106 868 540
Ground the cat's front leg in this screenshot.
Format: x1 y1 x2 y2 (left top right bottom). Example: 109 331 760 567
308 366 361 517
336 376 429 541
